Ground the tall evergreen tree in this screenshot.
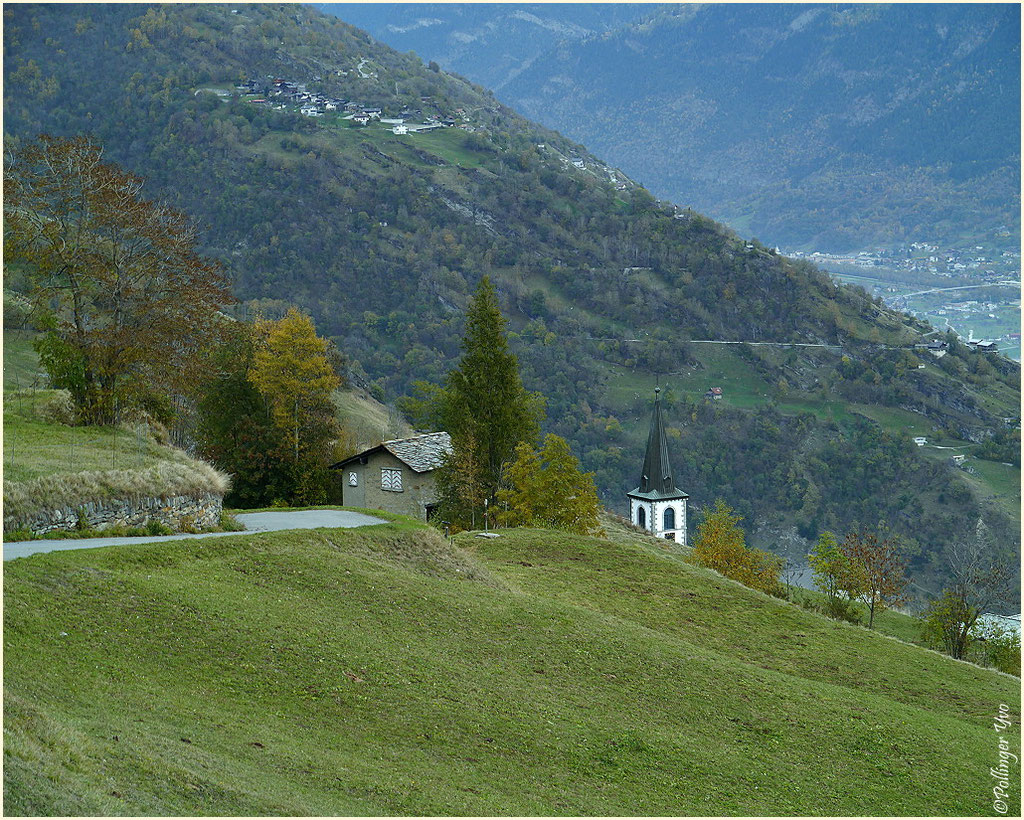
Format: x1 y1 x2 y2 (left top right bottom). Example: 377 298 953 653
440 276 543 524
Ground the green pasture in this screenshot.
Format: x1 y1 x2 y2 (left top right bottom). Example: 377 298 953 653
4 521 1018 815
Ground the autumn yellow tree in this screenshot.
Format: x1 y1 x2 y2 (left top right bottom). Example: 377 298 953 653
249 308 341 503
435 432 487 530
496 434 602 534
691 499 782 595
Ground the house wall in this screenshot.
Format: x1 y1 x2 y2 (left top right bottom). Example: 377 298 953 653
340 451 438 520
629 496 687 545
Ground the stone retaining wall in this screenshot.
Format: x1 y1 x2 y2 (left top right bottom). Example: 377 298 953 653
7 492 223 536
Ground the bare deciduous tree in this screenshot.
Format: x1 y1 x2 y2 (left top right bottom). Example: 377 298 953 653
5 135 231 424
923 519 1014 659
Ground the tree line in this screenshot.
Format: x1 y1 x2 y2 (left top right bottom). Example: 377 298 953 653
690 498 1018 675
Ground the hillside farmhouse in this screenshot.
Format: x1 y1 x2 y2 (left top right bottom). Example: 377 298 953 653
331 432 452 521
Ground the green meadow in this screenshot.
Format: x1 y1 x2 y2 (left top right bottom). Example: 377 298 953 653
4 518 1018 815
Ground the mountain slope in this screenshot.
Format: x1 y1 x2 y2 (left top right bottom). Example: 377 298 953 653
3 3 1019 595
3 521 1019 814
316 3 649 92
381 3 1022 252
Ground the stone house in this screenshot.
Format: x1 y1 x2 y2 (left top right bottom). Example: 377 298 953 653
331 432 452 521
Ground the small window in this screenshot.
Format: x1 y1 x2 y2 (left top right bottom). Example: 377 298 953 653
348 471 358 487
663 507 675 531
637 506 646 529
381 468 403 492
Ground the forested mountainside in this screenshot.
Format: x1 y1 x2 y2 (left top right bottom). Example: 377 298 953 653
352 3 1021 253
4 3 1019 598
317 3 648 93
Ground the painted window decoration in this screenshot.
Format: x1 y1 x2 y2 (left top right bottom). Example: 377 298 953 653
381 468 403 492
663 506 675 531
349 471 359 487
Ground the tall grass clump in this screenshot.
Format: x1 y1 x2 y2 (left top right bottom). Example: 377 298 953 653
3 459 231 530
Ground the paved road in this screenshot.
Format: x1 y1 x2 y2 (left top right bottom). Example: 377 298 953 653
2 509 386 562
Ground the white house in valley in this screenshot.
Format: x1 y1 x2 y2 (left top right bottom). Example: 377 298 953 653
627 388 689 544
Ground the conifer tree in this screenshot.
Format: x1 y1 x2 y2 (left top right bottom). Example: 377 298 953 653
441 276 544 519
194 321 291 508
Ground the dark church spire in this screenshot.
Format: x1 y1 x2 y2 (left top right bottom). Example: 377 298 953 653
639 387 676 495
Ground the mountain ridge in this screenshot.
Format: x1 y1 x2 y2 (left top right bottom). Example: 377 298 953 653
334 3 1021 253
3 3 1019 597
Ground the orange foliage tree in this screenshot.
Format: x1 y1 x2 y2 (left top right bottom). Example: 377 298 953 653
842 530 910 628
4 135 230 424
691 499 782 595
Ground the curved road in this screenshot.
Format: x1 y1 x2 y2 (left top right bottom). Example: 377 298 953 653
2 509 386 562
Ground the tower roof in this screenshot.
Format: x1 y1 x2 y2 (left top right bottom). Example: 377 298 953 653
628 388 688 501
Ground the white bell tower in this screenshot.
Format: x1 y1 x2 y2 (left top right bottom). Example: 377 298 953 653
626 388 689 544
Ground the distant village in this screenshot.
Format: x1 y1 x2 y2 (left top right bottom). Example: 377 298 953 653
787 242 1020 281
232 76 475 133
784 242 1021 357
213 75 636 192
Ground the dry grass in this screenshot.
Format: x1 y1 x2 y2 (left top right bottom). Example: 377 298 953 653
3 459 231 527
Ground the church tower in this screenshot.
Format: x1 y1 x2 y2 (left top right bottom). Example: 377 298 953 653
627 387 689 544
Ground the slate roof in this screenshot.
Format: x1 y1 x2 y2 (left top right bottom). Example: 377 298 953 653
331 432 452 473
627 487 690 501
627 388 688 501
382 432 452 472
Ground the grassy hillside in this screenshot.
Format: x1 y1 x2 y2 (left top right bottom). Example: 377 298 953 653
3 329 208 485
2 329 43 391
333 387 413 451
3 389 188 484
3 519 1018 815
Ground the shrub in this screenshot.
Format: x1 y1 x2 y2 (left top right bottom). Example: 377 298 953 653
219 512 245 532
145 519 174 536
690 499 782 596
38 390 76 425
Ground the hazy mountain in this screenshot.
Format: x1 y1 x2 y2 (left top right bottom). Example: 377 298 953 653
333 3 1022 253
316 3 649 92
